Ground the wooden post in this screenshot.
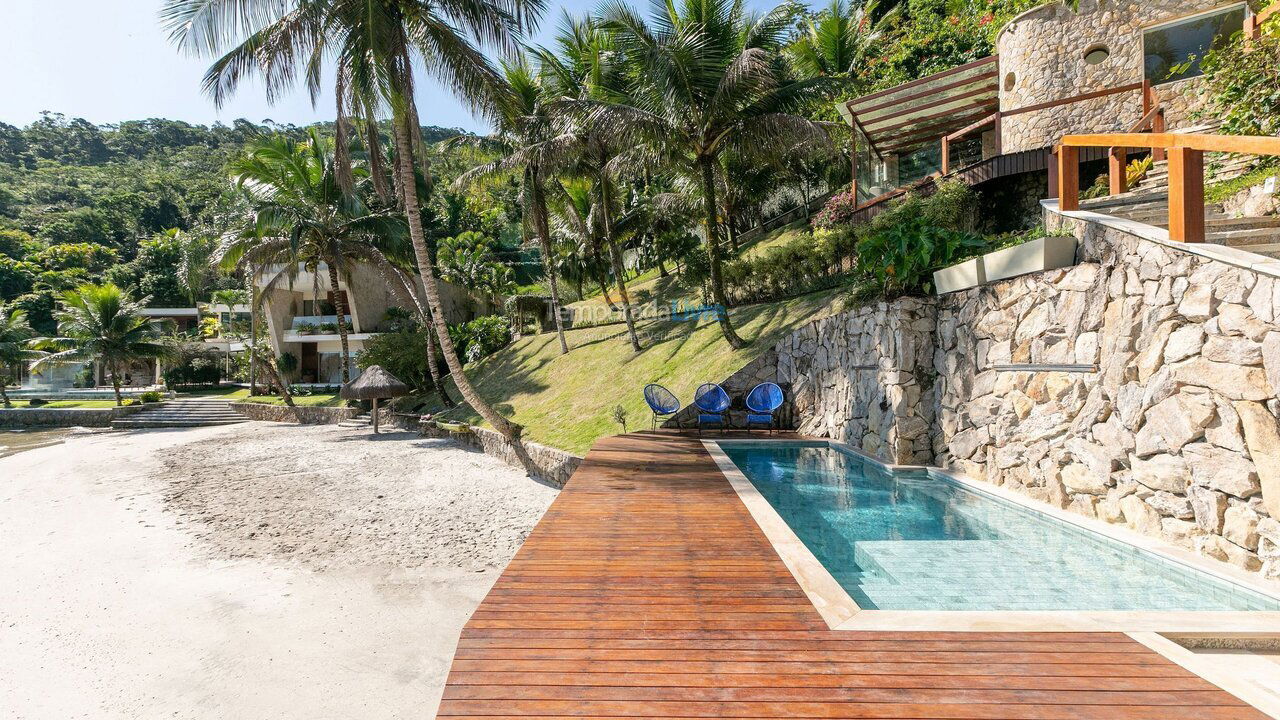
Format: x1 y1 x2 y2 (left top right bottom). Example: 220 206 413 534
850 130 859 204
372 397 380 433
992 112 1003 156
1047 147 1059 199
1168 146 1205 243
941 137 950 175
1147 82 1166 162
1109 146 1128 196
1058 145 1080 211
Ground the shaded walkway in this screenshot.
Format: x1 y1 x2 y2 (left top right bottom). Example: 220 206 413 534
438 433 1262 718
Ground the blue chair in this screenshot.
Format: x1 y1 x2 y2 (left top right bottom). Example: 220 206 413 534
643 383 681 431
745 382 785 434
694 383 731 435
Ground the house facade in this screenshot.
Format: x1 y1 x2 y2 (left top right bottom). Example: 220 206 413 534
839 0 1250 208
256 263 491 386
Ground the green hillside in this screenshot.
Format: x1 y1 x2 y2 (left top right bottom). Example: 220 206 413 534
422 289 842 455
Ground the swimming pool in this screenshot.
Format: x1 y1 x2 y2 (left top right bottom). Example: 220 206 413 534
719 442 1280 612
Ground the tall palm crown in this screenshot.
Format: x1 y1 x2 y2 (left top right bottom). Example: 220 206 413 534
582 0 835 347
0 305 45 408
34 284 169 406
163 0 543 439
219 130 408 383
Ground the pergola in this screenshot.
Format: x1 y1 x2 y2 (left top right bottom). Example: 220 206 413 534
838 56 1001 204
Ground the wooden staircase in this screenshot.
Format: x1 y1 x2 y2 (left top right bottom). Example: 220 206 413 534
1077 148 1280 258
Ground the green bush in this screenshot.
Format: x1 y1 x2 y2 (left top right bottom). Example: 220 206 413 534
449 315 512 364
1196 16 1280 137
163 354 222 387
26 397 47 407
356 328 436 392
140 391 162 403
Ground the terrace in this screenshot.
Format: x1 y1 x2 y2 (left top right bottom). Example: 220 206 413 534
437 432 1279 718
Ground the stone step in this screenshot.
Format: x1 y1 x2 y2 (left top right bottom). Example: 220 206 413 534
113 419 248 428
112 398 249 429
1205 228 1280 247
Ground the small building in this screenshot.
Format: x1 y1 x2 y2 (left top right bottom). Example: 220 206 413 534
838 0 1250 219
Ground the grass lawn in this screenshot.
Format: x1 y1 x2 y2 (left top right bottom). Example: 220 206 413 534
4 399 124 409
1206 163 1280 204
739 221 809 261
421 288 843 455
241 393 344 407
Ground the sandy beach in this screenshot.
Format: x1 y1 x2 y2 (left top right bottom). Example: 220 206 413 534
0 421 557 719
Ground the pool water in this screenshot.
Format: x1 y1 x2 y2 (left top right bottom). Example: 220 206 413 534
721 442 1280 612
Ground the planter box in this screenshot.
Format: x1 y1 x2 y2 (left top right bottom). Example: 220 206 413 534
983 235 1078 283
933 257 985 295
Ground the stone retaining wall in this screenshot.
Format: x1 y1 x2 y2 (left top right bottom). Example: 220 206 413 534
384 412 581 488
777 299 937 465
0 404 148 428
229 402 359 425
664 351 787 431
754 213 1280 581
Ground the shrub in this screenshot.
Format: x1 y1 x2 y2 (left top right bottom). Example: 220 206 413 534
854 215 986 297
121 398 137 406
163 353 222 387
813 191 859 229
140 391 162 403
449 315 512 364
26 397 47 407
1195 15 1280 137
356 328 436 392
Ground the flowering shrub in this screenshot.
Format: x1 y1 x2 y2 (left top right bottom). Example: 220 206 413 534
813 191 860 229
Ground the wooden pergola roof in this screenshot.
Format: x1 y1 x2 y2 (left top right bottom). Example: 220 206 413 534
839 56 1000 157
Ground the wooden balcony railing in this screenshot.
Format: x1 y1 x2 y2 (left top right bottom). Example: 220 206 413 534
1053 132 1280 243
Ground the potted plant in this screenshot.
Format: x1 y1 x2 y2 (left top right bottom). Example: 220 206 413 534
295 322 317 335
933 255 986 294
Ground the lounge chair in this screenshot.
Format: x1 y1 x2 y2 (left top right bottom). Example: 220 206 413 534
694 383 731 435
643 383 681 431
745 382 784 434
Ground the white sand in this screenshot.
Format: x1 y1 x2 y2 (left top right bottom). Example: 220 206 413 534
0 422 557 719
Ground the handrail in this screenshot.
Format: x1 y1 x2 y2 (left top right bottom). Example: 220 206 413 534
1054 132 1280 243
1127 104 1164 134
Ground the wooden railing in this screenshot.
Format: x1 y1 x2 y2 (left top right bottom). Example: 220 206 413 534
1054 132 1280 242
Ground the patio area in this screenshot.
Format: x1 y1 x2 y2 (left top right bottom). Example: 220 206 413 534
437 432 1263 718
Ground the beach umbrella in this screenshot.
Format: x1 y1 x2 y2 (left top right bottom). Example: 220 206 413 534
339 365 410 434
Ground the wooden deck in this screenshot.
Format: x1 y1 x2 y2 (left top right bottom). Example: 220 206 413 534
438 433 1264 719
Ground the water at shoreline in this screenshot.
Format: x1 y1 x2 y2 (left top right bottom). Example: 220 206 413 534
1 429 75 459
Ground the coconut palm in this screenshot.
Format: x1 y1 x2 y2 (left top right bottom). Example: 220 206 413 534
453 56 571 354
0 304 45 408
33 284 169 406
162 0 540 440
220 130 407 384
536 14 644 351
785 0 899 80
578 0 835 348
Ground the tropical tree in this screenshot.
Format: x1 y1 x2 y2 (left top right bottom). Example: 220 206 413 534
785 0 899 80
582 0 835 347
537 14 644 351
437 230 514 305
453 57 570 354
33 284 168 406
220 130 406 384
0 304 45 408
162 0 541 440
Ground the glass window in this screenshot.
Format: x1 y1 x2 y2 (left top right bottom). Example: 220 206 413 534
1143 4 1246 86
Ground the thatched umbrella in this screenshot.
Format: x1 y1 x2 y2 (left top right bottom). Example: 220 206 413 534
340 365 411 433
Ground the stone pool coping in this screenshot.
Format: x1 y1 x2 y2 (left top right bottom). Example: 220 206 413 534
704 437 1280 635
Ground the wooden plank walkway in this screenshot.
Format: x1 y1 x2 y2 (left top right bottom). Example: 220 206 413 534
438 433 1264 719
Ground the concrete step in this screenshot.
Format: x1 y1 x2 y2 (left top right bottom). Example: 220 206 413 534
112 399 249 429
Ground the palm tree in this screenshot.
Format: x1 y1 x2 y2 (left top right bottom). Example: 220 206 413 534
537 14 643 351
580 0 834 348
33 284 168 406
785 0 899 80
453 57 570 354
163 0 540 440
0 304 45 408
221 130 407 385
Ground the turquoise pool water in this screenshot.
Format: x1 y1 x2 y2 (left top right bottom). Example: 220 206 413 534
720 442 1280 612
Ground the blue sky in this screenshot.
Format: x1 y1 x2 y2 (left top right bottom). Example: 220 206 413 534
1 0 790 134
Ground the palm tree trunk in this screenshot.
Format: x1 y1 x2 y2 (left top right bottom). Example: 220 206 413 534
326 262 352 384
0 376 9 408
111 364 123 406
588 239 617 310
248 277 259 395
698 157 746 349
529 167 569 354
393 110 519 440
598 180 641 352
423 316 455 407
